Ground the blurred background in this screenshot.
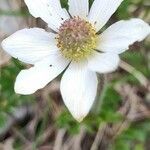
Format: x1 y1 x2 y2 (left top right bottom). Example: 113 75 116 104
0 0 150 150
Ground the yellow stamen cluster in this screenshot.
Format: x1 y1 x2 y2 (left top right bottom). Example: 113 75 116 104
57 17 97 62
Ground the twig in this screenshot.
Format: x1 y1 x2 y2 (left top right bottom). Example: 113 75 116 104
90 123 106 150
53 129 66 150
119 60 150 91
62 137 75 150
36 127 54 147
92 75 107 114
73 127 86 150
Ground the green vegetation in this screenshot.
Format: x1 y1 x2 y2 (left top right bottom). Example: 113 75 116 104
0 0 150 149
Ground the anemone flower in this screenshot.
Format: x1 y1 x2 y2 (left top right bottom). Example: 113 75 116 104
2 0 150 121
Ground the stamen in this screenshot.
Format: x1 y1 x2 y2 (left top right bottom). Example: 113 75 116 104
57 17 97 62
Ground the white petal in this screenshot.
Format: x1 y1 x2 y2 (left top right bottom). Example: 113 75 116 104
97 19 150 54
2 28 58 64
60 63 98 122
88 52 120 73
68 0 89 19
88 0 123 31
15 54 69 95
24 0 69 31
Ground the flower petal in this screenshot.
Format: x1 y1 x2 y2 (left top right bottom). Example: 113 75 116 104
97 19 150 54
68 0 89 19
88 52 120 73
24 0 69 31
88 0 123 31
15 54 69 95
2 28 58 64
60 63 98 122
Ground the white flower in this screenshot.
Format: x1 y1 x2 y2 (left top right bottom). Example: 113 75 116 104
1 0 150 122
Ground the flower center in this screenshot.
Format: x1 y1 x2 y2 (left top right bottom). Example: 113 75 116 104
57 17 97 62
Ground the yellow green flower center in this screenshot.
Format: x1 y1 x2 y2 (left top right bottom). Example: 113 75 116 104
57 17 97 62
